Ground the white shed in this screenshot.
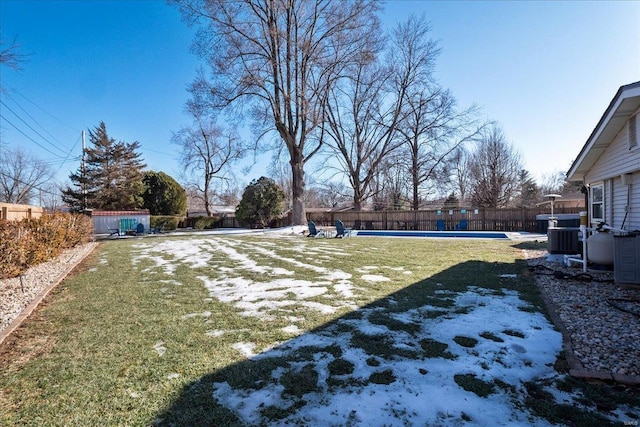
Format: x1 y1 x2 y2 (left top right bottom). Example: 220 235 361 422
90 210 151 235
567 81 640 232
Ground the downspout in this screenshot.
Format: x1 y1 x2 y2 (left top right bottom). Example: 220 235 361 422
566 183 591 272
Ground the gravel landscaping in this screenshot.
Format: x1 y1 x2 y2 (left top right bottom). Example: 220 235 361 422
525 249 640 381
0 243 98 335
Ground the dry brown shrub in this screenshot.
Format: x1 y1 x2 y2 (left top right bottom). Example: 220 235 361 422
0 213 93 279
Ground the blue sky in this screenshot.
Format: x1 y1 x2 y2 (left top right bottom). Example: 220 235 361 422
1 0 639 192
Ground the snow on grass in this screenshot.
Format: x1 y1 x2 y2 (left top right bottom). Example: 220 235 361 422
133 237 358 321
212 289 562 426
361 274 391 282
129 234 572 425
153 341 167 356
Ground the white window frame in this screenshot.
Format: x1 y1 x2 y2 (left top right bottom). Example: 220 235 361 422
590 182 605 224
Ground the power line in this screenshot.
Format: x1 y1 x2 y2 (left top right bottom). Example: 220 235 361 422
0 170 61 198
2 91 68 149
3 83 80 133
0 113 67 158
0 99 68 156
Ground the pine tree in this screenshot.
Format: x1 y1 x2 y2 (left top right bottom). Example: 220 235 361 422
141 171 186 215
62 122 146 211
236 177 285 228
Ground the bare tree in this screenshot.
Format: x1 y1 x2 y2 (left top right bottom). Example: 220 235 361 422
0 34 26 71
0 147 54 204
370 153 411 210
172 0 381 225
384 16 487 210
468 124 522 208
324 60 405 210
173 109 247 216
449 147 473 205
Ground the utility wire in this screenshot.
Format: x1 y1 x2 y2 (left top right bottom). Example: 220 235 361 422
3 83 80 133
0 170 61 198
0 100 68 156
2 91 67 148
0 113 67 158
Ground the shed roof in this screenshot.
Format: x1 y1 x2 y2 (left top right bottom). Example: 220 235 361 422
567 81 640 182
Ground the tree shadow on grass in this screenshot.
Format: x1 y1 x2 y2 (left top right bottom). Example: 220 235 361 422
151 258 554 426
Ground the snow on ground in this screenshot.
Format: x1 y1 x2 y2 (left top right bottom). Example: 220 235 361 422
209 288 562 426
132 232 567 425
133 236 359 320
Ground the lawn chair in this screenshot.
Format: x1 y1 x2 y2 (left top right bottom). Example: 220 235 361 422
455 219 468 230
136 223 145 235
108 227 120 237
335 219 351 238
307 221 324 238
436 219 445 231
152 220 167 234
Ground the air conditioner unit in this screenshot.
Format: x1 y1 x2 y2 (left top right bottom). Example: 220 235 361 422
614 234 640 286
547 228 580 254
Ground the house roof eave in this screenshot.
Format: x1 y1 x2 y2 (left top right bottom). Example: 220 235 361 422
567 81 640 183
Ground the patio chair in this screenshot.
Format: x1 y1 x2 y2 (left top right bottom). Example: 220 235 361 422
436 219 445 231
455 219 468 230
136 223 145 235
335 219 351 238
307 221 324 238
152 220 167 234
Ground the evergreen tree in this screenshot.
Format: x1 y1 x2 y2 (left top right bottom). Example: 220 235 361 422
141 171 186 215
236 177 285 228
62 122 146 211
516 169 539 208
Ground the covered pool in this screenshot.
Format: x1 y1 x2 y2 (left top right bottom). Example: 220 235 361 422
353 230 510 239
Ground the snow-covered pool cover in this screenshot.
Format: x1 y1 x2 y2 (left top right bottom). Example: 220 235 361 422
133 235 565 426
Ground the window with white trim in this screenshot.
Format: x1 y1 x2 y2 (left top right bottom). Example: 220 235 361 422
630 114 638 149
590 182 604 223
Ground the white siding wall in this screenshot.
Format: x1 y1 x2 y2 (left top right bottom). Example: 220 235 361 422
585 125 640 182
585 116 640 231
612 176 626 228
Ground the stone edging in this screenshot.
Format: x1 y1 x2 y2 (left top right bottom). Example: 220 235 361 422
535 276 640 386
0 243 98 347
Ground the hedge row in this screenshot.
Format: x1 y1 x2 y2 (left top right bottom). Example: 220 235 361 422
0 213 94 279
150 215 181 231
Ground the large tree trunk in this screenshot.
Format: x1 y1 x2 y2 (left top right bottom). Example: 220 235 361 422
290 156 306 225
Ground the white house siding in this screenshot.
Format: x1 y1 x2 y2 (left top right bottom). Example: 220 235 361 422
629 172 640 231
584 121 640 231
612 175 626 229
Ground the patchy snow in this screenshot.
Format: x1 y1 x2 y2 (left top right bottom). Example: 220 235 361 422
153 341 167 357
233 342 257 358
361 274 391 282
128 232 626 425
212 289 562 426
181 311 212 319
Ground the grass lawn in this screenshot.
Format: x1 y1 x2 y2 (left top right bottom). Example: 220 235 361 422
1 233 638 426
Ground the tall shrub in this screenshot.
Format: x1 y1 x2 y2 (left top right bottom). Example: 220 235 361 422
236 177 285 228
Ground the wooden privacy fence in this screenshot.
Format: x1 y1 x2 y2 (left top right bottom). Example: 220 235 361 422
302 207 584 233
0 203 44 221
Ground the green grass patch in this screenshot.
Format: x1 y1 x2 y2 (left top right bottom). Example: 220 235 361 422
454 374 496 398
480 331 505 342
503 329 526 338
369 369 396 385
1 234 632 426
453 336 479 348
419 338 456 359
328 358 355 376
